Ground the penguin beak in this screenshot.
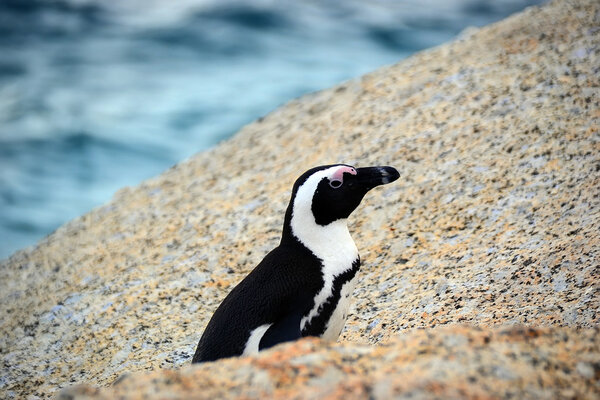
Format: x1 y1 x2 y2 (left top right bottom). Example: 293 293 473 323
354 166 400 190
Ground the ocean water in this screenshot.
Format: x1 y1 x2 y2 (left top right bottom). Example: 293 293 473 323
0 0 544 259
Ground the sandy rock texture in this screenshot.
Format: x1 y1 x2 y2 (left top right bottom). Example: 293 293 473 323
58 326 600 400
1 0 599 398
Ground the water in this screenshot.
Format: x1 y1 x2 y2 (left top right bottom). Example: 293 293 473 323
0 0 544 259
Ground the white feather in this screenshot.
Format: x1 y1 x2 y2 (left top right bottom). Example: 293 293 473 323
321 275 358 341
242 323 272 356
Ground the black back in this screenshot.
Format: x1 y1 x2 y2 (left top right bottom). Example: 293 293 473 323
192 241 323 362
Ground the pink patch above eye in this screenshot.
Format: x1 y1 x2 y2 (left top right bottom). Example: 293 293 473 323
331 166 357 182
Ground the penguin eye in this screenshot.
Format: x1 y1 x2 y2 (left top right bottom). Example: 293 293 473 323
329 179 342 189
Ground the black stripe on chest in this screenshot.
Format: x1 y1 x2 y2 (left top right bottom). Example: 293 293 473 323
301 258 360 337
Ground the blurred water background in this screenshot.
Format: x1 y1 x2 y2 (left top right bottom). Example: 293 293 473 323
0 0 544 259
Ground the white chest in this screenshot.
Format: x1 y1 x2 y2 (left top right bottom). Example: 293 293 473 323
321 275 358 341
296 219 358 333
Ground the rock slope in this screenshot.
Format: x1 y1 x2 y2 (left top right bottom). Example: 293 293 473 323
59 326 600 400
1 0 599 398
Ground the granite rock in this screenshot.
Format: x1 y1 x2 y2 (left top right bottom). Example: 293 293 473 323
1 0 599 398
57 326 600 400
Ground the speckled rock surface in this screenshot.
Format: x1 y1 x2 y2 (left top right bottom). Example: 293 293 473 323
1 0 599 398
57 326 600 400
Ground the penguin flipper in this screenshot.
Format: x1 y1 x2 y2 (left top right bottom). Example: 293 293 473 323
258 289 313 351
258 308 304 351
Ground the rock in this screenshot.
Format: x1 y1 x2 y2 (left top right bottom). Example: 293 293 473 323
1 0 599 398
56 326 600 400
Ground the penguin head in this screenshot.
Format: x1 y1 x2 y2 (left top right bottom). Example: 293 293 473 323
283 164 399 239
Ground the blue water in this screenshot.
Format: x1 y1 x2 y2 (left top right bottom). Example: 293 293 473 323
0 0 544 259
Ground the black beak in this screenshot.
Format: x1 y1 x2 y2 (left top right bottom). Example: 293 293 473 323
355 166 400 190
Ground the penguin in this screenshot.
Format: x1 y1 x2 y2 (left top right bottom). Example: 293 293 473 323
192 164 399 363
